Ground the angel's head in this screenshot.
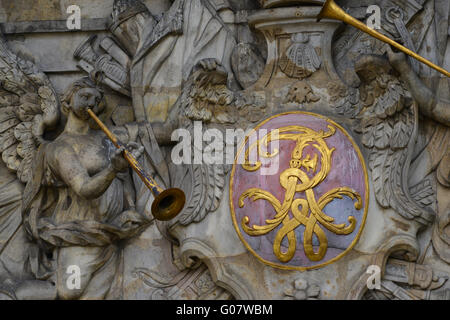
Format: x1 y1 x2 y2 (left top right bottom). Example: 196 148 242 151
110 0 157 56
62 78 105 120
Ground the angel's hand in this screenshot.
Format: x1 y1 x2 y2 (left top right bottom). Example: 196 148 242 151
127 142 145 159
386 45 408 72
111 146 129 173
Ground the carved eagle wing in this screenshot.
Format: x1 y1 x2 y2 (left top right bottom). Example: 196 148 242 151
355 55 434 226
176 160 226 226
170 60 235 226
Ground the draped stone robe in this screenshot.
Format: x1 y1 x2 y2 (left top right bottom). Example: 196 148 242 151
130 0 236 124
128 0 236 213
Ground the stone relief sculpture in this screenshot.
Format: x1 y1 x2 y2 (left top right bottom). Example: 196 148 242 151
0 35 151 298
74 35 131 97
19 77 151 300
109 0 238 123
279 33 322 79
354 54 434 226
362 258 449 300
73 0 267 229
331 0 450 300
0 0 449 300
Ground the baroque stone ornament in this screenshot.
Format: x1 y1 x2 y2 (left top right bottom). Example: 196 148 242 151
0 0 450 301
230 112 368 270
279 33 322 79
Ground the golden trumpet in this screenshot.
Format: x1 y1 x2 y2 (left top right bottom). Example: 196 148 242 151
317 0 450 78
87 109 186 222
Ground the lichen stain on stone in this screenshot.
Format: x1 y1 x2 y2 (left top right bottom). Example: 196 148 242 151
145 99 177 123
2 0 62 22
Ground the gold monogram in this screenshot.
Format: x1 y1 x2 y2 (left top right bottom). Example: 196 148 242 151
239 125 362 263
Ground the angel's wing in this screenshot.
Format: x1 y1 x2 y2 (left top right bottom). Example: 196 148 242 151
356 56 434 226
169 119 228 226
176 162 226 226
0 33 60 274
168 62 236 226
0 33 60 184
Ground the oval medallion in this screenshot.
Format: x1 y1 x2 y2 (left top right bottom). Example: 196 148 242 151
230 111 369 270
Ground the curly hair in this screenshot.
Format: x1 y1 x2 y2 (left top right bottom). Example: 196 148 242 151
61 77 103 114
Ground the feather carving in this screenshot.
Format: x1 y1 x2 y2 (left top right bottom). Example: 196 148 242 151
355 55 434 225
0 32 60 184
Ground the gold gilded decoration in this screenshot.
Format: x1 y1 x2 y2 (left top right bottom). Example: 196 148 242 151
239 125 361 263
87 109 185 222
230 111 369 271
318 0 450 78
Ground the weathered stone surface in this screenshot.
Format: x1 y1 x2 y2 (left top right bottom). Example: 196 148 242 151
0 0 448 301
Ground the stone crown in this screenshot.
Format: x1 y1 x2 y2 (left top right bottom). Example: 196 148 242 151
111 0 149 27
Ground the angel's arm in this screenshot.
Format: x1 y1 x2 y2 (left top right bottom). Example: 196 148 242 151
50 144 125 200
387 47 450 126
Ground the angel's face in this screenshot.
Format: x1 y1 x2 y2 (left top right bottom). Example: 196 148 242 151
71 88 104 120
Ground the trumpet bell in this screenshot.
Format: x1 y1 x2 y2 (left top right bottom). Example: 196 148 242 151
317 0 348 23
151 188 186 221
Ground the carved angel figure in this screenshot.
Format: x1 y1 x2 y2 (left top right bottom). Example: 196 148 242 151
279 33 321 79
0 35 150 299
75 0 240 230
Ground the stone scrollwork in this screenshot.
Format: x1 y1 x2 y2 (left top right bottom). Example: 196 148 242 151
132 263 233 300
